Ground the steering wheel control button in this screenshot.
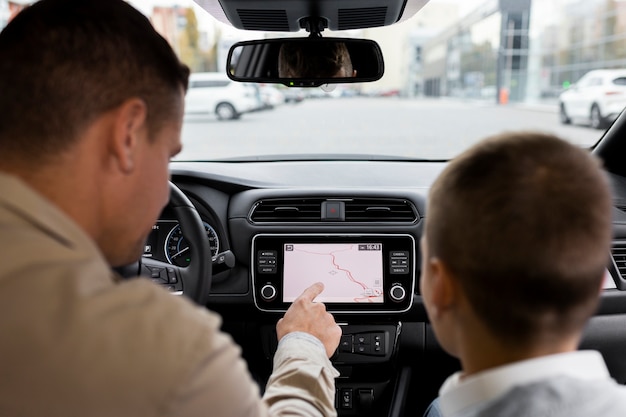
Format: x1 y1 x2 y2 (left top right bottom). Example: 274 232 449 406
389 284 406 302
166 267 178 284
389 251 410 274
146 266 168 284
260 284 277 301
257 250 277 274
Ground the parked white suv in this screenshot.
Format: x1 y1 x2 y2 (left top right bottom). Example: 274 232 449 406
559 69 626 129
185 72 261 120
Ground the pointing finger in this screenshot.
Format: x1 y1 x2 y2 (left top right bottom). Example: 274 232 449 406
297 282 324 303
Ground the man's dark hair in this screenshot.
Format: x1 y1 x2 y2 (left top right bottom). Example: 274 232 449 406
278 41 353 78
425 132 613 347
0 0 190 162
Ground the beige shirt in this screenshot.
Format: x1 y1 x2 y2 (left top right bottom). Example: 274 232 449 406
0 173 339 417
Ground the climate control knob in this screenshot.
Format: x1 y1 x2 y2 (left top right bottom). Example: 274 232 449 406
260 284 277 301
389 284 406 302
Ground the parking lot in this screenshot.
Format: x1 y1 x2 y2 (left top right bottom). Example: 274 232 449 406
178 96 602 161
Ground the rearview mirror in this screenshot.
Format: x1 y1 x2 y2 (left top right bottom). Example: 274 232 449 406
226 38 384 87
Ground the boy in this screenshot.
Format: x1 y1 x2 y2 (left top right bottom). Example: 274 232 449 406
421 132 626 416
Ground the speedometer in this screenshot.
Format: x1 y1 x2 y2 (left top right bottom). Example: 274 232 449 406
164 222 219 267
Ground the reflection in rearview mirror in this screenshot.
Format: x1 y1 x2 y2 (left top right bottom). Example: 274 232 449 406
278 40 356 78
227 38 384 87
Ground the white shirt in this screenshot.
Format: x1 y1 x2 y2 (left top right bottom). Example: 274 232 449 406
439 350 611 417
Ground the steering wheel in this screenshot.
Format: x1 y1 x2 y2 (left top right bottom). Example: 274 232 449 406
139 182 213 305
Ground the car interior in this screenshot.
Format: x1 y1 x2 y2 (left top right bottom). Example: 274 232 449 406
114 0 626 415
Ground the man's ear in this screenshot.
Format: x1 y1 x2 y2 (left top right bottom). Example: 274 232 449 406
427 258 459 317
109 98 148 174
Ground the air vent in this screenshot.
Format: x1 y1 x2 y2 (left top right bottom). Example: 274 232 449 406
612 242 626 280
237 9 290 31
344 199 417 222
250 199 323 222
338 7 387 30
249 198 418 223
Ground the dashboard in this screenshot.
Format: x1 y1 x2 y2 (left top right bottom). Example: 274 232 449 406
167 161 440 307
141 159 626 416
144 219 220 266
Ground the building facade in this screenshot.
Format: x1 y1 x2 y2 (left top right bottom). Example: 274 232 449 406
418 0 626 104
419 0 531 103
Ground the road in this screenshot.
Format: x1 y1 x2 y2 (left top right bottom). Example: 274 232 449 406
177 97 602 161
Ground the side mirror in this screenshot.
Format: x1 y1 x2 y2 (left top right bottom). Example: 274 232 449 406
226 37 384 87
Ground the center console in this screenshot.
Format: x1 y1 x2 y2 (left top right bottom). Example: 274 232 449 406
252 233 417 416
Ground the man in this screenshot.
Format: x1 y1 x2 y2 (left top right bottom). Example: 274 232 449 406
278 41 357 78
0 1 341 416
420 132 626 417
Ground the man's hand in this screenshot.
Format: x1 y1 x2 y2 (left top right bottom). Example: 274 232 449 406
276 282 342 358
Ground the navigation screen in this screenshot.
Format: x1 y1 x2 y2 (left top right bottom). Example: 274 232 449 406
282 243 384 303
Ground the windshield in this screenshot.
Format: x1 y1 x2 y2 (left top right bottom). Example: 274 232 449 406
3 0 616 161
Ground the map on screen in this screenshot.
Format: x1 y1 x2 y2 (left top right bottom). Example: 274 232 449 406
283 243 384 303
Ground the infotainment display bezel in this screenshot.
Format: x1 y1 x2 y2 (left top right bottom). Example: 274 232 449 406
251 234 416 313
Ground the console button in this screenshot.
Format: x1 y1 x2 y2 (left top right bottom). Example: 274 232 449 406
389 251 410 274
322 201 344 220
372 333 386 356
339 335 353 353
260 284 277 301
351 333 387 356
257 250 277 274
389 284 406 302
358 389 374 409
355 344 372 354
372 335 385 355
354 332 373 355
340 389 353 409
355 334 371 345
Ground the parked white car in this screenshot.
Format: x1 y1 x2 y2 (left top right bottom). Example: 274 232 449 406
559 69 626 129
184 72 261 120
259 85 286 109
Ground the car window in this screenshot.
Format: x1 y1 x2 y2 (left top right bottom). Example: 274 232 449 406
587 78 603 87
2 0 616 161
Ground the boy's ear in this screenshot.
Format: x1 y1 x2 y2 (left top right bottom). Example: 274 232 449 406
427 258 459 316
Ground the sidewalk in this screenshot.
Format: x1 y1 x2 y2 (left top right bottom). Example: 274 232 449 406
404 95 560 113
509 99 559 114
